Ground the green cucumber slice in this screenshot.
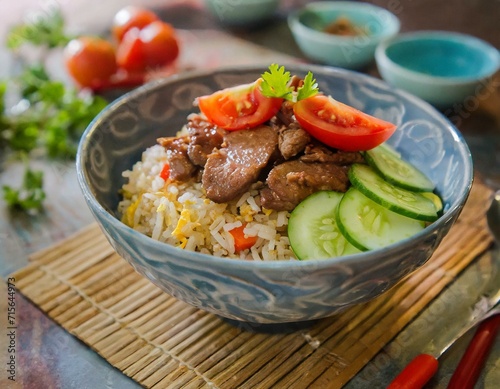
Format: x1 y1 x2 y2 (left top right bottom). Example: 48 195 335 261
288 191 361 260
364 143 435 192
336 187 426 250
349 164 439 222
422 192 443 213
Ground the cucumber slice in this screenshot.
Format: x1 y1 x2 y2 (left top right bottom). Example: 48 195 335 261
349 164 439 222
288 191 361 260
422 192 443 213
337 188 426 250
364 143 435 192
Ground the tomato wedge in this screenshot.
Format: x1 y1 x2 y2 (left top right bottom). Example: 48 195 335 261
293 95 397 151
197 79 283 130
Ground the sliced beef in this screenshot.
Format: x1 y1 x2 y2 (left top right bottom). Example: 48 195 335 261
271 100 296 127
300 143 365 165
278 123 311 160
202 125 279 203
260 160 350 211
157 136 198 181
185 116 225 167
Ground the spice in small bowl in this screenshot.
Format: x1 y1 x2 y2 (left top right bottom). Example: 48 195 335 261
323 16 367 37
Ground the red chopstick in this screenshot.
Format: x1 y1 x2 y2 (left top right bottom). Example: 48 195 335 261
387 314 500 389
447 314 500 389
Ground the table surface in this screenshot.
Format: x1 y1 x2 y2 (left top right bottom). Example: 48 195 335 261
1 0 499 388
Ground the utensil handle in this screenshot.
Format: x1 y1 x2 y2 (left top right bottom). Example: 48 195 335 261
387 353 438 389
447 314 500 389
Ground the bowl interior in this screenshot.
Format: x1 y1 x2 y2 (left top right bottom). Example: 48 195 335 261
296 2 399 39
79 65 472 238
383 33 500 80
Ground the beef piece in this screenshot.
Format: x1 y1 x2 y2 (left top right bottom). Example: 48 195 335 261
202 125 279 203
157 136 198 181
185 116 225 167
272 100 296 127
260 160 350 211
300 143 365 165
278 123 311 160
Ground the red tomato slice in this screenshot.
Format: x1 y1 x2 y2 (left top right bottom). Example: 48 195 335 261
293 95 397 151
197 79 283 130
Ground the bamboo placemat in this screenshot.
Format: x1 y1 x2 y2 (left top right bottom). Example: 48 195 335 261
10 179 493 388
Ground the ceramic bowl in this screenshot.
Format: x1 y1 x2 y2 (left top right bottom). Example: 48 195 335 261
204 0 280 27
375 31 500 107
77 64 472 324
288 1 400 69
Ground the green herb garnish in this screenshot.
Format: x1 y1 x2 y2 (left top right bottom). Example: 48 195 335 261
3 164 45 212
2 6 107 213
260 63 319 102
297 71 319 101
6 5 72 49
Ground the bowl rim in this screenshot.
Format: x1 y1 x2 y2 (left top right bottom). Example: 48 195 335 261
375 30 500 84
77 63 473 271
288 1 401 43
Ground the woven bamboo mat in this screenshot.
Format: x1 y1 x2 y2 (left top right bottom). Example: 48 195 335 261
10 179 493 388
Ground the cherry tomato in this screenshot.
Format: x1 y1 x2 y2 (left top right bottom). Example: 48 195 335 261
293 95 397 151
112 6 159 42
197 79 283 130
116 21 180 73
64 36 117 88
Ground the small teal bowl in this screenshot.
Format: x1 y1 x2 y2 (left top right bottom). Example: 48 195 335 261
375 31 500 107
204 0 280 27
77 65 472 324
288 1 400 69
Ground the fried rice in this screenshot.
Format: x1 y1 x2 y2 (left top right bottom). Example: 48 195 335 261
118 144 297 260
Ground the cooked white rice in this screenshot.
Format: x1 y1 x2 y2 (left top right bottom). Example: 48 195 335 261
118 144 297 260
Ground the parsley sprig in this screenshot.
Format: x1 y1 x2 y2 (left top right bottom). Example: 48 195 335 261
7 6 72 49
1 7 107 212
260 64 319 102
3 162 45 213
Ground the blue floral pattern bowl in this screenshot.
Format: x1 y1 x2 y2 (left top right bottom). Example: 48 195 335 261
77 64 473 324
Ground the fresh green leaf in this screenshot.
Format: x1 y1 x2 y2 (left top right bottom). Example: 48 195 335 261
2 63 107 159
260 64 320 102
6 6 71 49
260 64 293 100
18 64 51 101
297 71 319 101
2 122 40 153
3 166 45 212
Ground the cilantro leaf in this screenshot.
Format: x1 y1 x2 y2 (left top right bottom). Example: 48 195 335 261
6 6 71 49
1 61 107 213
260 64 320 102
3 166 45 212
260 64 293 100
297 71 319 101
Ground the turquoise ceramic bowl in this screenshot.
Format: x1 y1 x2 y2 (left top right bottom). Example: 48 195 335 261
376 31 500 107
204 0 280 27
77 64 472 324
288 1 400 69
